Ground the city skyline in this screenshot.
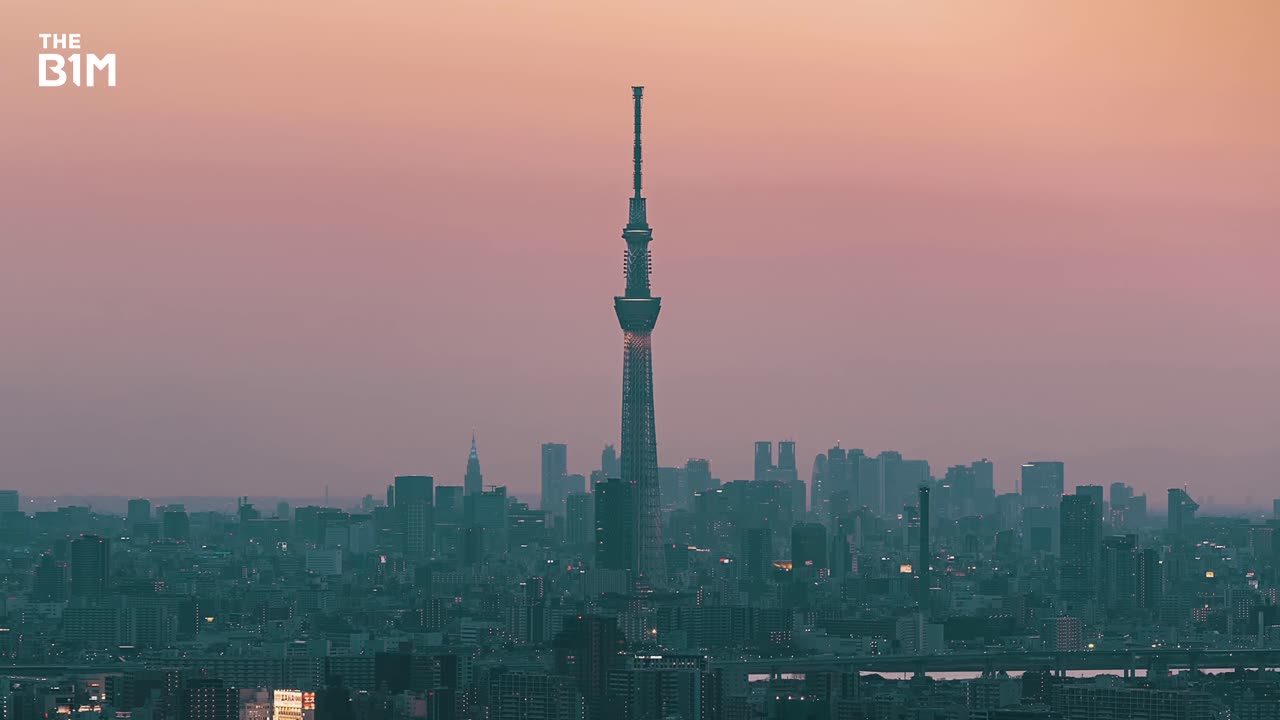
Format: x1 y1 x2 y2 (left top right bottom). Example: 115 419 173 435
2 1 1278 501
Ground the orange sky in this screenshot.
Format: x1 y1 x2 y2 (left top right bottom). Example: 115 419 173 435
2 1 1277 503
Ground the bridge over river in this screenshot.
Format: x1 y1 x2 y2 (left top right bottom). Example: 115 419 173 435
714 648 1280 680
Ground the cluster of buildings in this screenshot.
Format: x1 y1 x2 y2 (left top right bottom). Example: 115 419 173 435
2 444 1280 720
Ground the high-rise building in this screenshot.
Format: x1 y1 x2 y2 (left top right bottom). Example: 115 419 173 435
70 534 110 598
810 454 827 512
464 486 507 553
918 485 931 605
33 553 68 601
565 493 595 549
614 86 664 584
1059 493 1101 606
741 528 773 588
791 523 828 571
595 477 637 571
826 446 848 511
777 441 797 478
0 490 20 514
396 475 434 555
1137 548 1164 610
685 458 713 496
1021 461 1065 508
127 498 151 526
1168 488 1199 536
1075 485 1105 512
541 443 569 511
395 475 434 507
464 431 483 496
435 485 464 525
163 508 190 542
601 445 620 479
1100 534 1138 614
753 441 773 482
553 616 625 720
972 458 995 513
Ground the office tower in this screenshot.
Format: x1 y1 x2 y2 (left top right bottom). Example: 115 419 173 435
406 502 431 557
565 493 595 548
754 441 773 482
601 444 620 479
1076 484 1105 513
810 454 827 512
685 458 713 495
741 528 773 587
791 523 828 570
395 475 434 507
897 456 930 515
1167 488 1199 536
180 679 236 720
1137 548 1164 610
918 485 931 604
70 534 110 598
1128 493 1148 527
777 441 797 479
857 453 884 516
1021 461 1065 508
553 616 626 720
33 553 68 601
386 484 395 509
594 477 637 571
614 86 664 584
826 446 848 510
435 485 464 525
1059 494 1101 605
127 498 151 526
1275 498 1280 521
973 458 995 513
1100 534 1139 614
1110 482 1134 526
396 475 434 555
829 531 851 581
465 486 508 553
464 431 483 496
162 509 190 542
541 442 569 511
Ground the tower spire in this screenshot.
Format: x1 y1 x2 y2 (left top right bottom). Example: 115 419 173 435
464 428 483 495
627 86 648 231
632 86 643 199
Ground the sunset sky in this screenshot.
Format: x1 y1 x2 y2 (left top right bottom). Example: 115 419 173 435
2 1 1277 505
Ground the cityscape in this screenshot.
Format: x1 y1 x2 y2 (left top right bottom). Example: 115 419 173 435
2 84 1279 720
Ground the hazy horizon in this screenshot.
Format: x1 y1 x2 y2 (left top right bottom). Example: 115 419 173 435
2 1 1277 502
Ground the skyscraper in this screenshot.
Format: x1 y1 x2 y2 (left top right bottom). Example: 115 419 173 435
1060 493 1101 606
464 431 483 496
753 441 773 482
777 441 797 479
70 534 109 598
1167 487 1199 536
541 442 568 511
601 444 620 479
595 477 637 571
614 86 664 583
127 497 151 526
1021 461 1065 508
918 485 931 605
